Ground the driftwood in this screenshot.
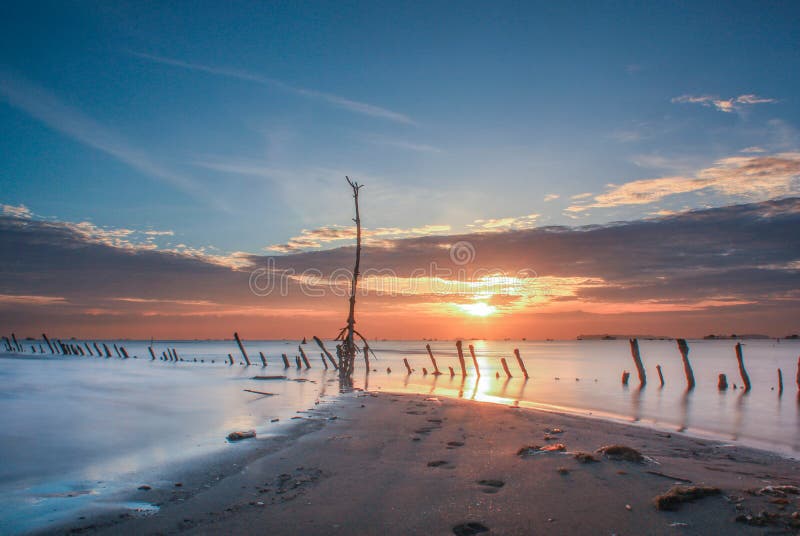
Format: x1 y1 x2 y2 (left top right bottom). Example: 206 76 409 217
425 344 442 375
734 343 751 391
298 345 311 369
629 339 646 385
500 358 512 378
259 351 267 366
313 336 338 369
718 374 728 390
281 353 290 368
404 358 412 374
656 364 665 386
468 344 481 377
513 348 529 379
42 333 54 353
243 389 275 396
455 341 467 377
676 339 695 390
234 332 251 366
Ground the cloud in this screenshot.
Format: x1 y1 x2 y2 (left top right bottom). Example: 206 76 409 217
0 70 221 209
359 134 441 153
1 198 798 337
467 213 540 232
671 93 776 113
1 204 32 219
568 152 800 211
266 223 451 253
131 52 414 125
543 194 560 202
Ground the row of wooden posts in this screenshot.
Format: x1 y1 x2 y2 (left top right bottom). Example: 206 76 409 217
1 332 133 359
6 332 799 393
622 338 800 394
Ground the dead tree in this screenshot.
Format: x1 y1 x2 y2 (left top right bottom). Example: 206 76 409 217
333 177 373 382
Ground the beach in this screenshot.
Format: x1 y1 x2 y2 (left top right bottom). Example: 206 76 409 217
51 391 800 535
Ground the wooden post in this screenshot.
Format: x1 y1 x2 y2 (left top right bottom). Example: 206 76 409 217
295 355 301 368
321 353 328 369
161 351 167 361
622 371 630 385
148 346 156 360
42 333 54 353
103 343 111 357
12 333 22 352
513 348 529 379
796 356 799 390
113 344 121 357
500 357 512 378
281 353 290 368
77 345 85 356
676 339 696 390
84 343 93 356
422 367 428 375
233 332 251 366
425 344 442 375
629 338 646 385
735 342 751 391
455 341 467 377
363 345 370 370
228 353 234 365
313 336 338 369
404 358 412 374
298 346 311 368
93 342 102 356
656 364 665 386
259 351 267 366
777 368 783 395
448 366 455 377
468 344 481 377
718 374 728 390
120 346 130 358
2 336 11 351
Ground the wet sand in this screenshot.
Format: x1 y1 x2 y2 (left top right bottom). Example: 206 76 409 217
53 392 800 535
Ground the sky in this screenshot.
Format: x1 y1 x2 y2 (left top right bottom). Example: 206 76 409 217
1 1 799 339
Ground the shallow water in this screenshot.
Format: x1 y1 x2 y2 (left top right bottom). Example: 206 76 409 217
0 338 798 533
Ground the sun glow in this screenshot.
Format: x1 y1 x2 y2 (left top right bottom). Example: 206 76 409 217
457 302 497 317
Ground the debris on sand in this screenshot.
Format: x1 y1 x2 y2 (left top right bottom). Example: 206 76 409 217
427 460 449 467
452 522 489 535
557 467 570 475
476 479 505 488
755 485 800 497
517 444 565 457
653 485 721 511
251 375 287 380
227 430 256 441
597 445 644 462
574 452 599 463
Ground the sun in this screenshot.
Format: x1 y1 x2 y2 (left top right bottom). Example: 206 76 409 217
457 302 497 317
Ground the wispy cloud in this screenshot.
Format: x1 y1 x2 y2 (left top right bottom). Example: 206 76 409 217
543 194 560 202
567 152 800 211
358 133 441 153
131 51 414 125
0 70 221 208
0 294 66 306
671 93 776 113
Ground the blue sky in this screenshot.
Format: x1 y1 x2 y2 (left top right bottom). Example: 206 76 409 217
1 1 799 256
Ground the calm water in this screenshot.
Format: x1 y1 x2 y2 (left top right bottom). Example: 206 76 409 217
1 338 799 533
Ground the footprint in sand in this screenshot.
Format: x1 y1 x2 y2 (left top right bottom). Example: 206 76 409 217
452 522 489 535
476 479 504 494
